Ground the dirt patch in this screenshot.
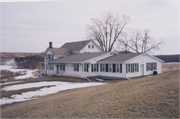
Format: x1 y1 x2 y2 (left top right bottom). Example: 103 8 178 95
1 70 179 118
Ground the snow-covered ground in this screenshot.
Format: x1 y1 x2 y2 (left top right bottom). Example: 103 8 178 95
0 65 38 80
5 59 15 66
0 81 106 105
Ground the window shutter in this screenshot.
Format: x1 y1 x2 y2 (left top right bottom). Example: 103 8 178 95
120 64 122 73
52 55 54 60
106 64 108 72
86 64 89 72
131 64 133 73
77 64 79 71
100 64 102 72
113 64 116 73
97 64 98 72
132 64 134 72
155 63 157 70
126 64 127 73
137 64 139 72
73 64 75 71
146 63 148 71
91 64 93 72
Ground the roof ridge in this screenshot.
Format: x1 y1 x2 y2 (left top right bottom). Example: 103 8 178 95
65 39 91 44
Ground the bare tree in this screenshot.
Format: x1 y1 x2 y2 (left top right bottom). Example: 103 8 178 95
118 29 165 54
87 13 131 52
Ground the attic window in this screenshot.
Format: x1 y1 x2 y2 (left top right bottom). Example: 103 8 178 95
92 45 94 49
88 45 90 49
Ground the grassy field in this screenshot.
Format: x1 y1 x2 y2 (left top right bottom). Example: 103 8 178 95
162 62 180 72
1 69 179 118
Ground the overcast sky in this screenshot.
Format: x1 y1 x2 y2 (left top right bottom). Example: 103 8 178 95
0 0 179 55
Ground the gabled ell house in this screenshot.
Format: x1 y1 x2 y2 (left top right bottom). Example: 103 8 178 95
43 40 164 79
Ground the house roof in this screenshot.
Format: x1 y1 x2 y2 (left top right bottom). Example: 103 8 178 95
60 40 91 51
48 52 106 63
45 47 71 56
99 53 142 62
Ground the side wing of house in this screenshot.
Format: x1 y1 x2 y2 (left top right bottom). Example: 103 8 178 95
125 53 164 78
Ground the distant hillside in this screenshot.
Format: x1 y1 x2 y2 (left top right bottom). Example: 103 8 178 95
154 54 180 62
0 52 44 66
0 52 43 59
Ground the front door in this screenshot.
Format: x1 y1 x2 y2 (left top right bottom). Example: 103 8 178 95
141 64 144 76
56 65 59 74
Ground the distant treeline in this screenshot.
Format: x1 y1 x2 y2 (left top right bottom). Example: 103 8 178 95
154 54 180 62
15 55 44 69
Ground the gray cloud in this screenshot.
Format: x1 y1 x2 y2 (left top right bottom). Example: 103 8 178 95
1 0 179 55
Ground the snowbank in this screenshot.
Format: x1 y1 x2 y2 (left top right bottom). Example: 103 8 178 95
0 81 106 105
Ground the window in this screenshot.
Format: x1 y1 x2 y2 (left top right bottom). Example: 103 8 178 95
134 64 137 72
116 64 119 72
128 64 131 72
63 64 65 71
74 63 79 71
48 54 51 60
94 64 97 72
60 64 65 71
92 45 94 49
100 64 105 72
46 64 48 70
146 62 157 71
102 64 105 72
88 45 90 49
153 63 156 70
109 64 112 72
46 54 54 61
47 63 54 70
126 63 139 73
84 63 88 72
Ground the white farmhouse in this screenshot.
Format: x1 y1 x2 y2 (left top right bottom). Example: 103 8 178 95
43 40 164 80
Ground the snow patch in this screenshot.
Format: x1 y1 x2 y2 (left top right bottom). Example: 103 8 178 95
2 81 70 91
0 65 38 80
0 82 106 105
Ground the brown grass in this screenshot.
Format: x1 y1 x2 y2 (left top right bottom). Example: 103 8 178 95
1 69 179 118
162 62 180 72
0 85 56 99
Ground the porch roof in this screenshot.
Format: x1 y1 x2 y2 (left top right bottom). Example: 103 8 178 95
48 52 106 63
98 53 142 62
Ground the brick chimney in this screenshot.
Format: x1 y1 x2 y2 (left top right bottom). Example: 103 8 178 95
49 42 52 48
